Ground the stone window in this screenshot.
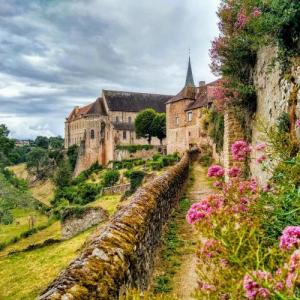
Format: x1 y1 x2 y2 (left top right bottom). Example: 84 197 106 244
123 131 127 140
128 116 132 123
91 129 95 139
176 117 179 125
187 111 193 122
116 116 119 123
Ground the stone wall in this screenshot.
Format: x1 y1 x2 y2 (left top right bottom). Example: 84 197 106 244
113 146 165 161
250 47 300 185
223 105 245 180
39 153 190 300
61 207 109 239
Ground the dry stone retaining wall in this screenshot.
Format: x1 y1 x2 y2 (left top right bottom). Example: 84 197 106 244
39 153 190 300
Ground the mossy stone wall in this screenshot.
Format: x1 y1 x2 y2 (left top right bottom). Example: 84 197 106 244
39 153 190 300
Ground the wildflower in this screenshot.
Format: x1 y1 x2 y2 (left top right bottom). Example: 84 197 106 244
208 165 225 177
279 226 300 251
228 166 241 177
296 119 300 128
198 282 216 292
286 250 300 288
263 184 271 193
200 239 219 258
252 7 262 17
255 143 266 151
256 155 267 164
231 140 251 161
243 271 272 299
235 9 248 30
249 179 258 192
213 181 223 188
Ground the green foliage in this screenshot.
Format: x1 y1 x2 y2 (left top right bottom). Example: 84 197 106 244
71 162 102 185
207 109 224 152
102 169 120 187
2 168 28 191
116 144 154 153
124 170 145 194
49 136 64 149
135 108 157 144
60 206 89 222
112 158 146 170
8 145 31 165
67 144 79 171
53 159 72 189
34 136 49 149
0 209 13 225
26 147 53 179
152 113 167 144
277 112 290 133
0 124 15 168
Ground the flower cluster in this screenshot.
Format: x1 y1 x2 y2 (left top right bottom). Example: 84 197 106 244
296 119 300 128
231 140 251 161
208 165 225 177
186 194 223 225
279 226 300 251
286 250 300 288
228 166 241 177
243 271 271 299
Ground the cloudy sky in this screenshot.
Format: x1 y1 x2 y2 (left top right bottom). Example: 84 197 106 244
0 0 220 139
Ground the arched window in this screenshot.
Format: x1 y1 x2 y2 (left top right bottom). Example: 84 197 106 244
90 129 95 139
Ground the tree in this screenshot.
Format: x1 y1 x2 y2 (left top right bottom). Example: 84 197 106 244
67 144 79 171
151 113 166 145
35 136 49 149
135 108 156 144
49 136 64 149
0 124 15 168
54 159 72 188
26 148 52 180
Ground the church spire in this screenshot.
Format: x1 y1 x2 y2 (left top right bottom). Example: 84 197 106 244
185 54 195 87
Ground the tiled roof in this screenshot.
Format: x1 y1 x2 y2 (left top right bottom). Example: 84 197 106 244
103 90 172 113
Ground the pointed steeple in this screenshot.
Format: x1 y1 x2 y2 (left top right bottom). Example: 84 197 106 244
185 55 195 87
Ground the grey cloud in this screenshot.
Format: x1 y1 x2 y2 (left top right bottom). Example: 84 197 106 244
0 0 220 138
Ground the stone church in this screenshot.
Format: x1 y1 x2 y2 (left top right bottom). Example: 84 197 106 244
65 90 171 174
65 57 219 174
166 57 219 154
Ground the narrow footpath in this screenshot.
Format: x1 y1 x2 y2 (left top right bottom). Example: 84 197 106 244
172 161 213 300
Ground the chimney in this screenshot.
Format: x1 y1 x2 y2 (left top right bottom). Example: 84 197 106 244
199 81 206 87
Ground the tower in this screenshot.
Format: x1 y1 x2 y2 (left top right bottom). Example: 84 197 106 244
185 55 195 87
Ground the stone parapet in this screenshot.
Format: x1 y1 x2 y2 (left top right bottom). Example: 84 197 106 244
39 153 190 300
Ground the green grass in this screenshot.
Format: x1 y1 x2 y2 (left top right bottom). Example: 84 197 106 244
89 194 122 215
0 208 49 245
0 227 94 300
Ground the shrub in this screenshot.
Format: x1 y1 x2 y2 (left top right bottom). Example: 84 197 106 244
0 209 13 225
124 170 145 194
116 144 154 153
102 170 120 187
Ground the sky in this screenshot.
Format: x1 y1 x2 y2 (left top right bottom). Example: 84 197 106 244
0 0 220 139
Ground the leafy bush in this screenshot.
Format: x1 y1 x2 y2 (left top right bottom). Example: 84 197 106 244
124 170 145 194
2 168 28 191
277 112 290 133
60 206 88 222
207 109 224 153
67 144 79 171
0 209 13 225
102 170 120 187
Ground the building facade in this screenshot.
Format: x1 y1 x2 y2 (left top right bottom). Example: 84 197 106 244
65 90 171 174
166 57 219 154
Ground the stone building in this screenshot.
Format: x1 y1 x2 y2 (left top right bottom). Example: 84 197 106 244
65 90 171 174
166 57 219 154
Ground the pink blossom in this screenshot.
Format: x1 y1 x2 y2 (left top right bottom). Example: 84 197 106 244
256 155 267 164
235 9 248 30
200 239 219 258
252 7 262 17
274 281 284 291
286 250 300 288
279 226 300 251
263 184 271 193
243 271 272 299
249 179 258 192
208 165 225 177
213 181 223 188
231 140 251 161
198 282 216 292
255 143 267 151
228 166 241 177
186 194 223 224
296 119 300 128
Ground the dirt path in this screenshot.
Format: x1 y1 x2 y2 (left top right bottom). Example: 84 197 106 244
172 162 213 300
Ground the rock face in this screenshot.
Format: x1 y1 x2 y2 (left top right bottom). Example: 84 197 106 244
39 153 190 300
250 46 300 185
61 207 109 239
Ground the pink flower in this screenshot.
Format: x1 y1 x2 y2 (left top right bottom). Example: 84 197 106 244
263 184 271 193
285 250 300 288
252 7 262 17
213 181 223 188
243 271 272 299
208 165 225 177
186 194 223 224
231 140 251 161
228 166 241 177
255 143 267 151
235 9 248 30
200 239 220 258
279 226 300 251
296 119 300 128
256 155 267 164
198 282 216 292
249 179 258 192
